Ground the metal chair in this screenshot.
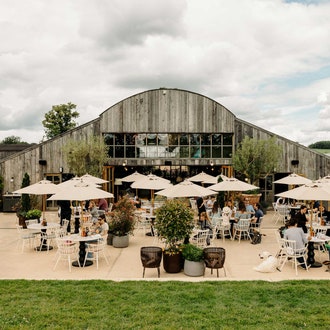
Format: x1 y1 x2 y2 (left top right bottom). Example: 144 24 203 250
203 247 226 277
191 229 209 248
140 246 163 278
53 238 80 272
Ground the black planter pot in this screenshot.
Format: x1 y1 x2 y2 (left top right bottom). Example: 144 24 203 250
163 251 183 273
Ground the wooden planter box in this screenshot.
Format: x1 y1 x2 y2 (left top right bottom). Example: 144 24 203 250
241 194 261 205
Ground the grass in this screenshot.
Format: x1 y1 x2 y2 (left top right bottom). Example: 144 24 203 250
312 149 330 155
0 280 329 329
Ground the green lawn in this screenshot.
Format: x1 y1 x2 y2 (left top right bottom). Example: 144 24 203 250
0 280 329 329
312 149 330 155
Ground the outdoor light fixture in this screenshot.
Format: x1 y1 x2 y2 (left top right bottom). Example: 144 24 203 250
59 167 63 173
210 160 214 166
123 160 127 167
10 177 14 183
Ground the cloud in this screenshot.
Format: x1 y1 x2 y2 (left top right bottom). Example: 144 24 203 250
1 0 330 146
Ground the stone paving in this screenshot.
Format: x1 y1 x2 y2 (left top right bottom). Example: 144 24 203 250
1 210 329 281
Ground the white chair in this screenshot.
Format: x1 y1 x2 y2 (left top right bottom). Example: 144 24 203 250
276 206 290 225
39 227 57 252
275 229 286 259
271 202 280 223
233 219 251 243
314 228 328 258
83 239 109 269
25 219 40 236
216 219 232 242
136 213 152 235
16 225 35 252
61 219 70 233
53 238 80 272
191 229 209 248
279 239 308 275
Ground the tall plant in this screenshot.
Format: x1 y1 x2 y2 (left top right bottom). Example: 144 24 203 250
62 136 109 176
154 200 194 253
233 136 282 185
21 173 31 213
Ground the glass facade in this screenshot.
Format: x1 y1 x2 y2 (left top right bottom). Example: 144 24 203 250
104 133 233 159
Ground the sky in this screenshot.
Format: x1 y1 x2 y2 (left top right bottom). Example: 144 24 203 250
1 0 330 147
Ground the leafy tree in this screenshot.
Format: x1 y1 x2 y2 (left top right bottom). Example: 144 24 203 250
233 136 282 185
42 102 79 139
1 136 28 144
62 136 109 177
308 141 330 149
21 173 31 213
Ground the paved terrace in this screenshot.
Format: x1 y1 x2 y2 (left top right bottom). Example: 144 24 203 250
0 211 329 281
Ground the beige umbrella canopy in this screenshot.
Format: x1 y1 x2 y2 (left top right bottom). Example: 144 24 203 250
121 171 148 183
275 182 330 201
80 173 108 184
13 179 61 220
156 179 218 198
209 177 259 192
48 181 113 201
188 171 216 183
273 173 312 185
131 174 172 208
57 176 100 189
202 174 228 185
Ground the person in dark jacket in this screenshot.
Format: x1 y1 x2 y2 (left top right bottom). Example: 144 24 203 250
294 205 309 234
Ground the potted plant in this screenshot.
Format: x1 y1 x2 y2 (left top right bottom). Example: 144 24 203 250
25 209 42 220
182 243 205 277
154 199 194 273
108 195 135 248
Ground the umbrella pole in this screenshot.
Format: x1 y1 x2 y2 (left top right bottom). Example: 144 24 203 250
42 195 46 220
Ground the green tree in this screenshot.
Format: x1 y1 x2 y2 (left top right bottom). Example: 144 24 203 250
233 136 282 185
62 136 109 177
308 141 330 149
42 102 79 139
1 136 28 144
21 173 31 213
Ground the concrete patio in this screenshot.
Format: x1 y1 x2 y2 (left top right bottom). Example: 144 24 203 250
1 210 329 281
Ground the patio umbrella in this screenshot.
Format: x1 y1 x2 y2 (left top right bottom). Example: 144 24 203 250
275 182 330 201
276 181 330 231
48 181 113 202
13 179 61 220
80 173 108 184
130 174 172 209
202 174 228 185
273 173 312 185
155 179 218 198
209 177 259 192
188 171 216 183
121 171 148 182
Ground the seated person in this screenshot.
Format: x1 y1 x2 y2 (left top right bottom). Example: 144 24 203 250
244 198 255 217
199 211 212 230
294 205 309 234
250 203 264 224
284 218 311 269
235 201 250 223
90 214 109 239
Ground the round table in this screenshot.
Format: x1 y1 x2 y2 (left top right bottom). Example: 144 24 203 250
65 234 102 267
307 234 330 268
27 223 60 251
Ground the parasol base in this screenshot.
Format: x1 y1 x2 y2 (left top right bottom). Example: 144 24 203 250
309 261 322 268
35 245 53 252
72 260 93 267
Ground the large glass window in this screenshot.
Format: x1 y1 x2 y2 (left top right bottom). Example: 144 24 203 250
103 133 233 159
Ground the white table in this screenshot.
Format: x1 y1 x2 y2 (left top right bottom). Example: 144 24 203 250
27 223 60 251
63 233 102 267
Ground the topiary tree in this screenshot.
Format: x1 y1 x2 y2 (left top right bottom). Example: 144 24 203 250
233 136 282 185
21 173 31 214
62 136 109 177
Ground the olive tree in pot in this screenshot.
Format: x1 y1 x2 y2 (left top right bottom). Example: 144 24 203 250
182 243 205 277
108 196 135 248
154 199 194 273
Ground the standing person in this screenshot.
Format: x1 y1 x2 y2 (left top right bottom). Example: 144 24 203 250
88 200 99 223
294 205 309 234
284 218 311 269
98 198 108 212
196 196 206 221
58 200 71 233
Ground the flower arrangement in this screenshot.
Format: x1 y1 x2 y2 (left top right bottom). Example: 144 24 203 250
154 199 194 254
108 195 136 236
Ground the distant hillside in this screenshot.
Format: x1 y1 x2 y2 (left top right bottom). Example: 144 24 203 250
311 149 330 156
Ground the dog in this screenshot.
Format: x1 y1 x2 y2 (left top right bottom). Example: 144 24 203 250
253 251 279 273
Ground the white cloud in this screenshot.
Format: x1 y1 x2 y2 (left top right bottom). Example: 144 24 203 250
1 0 330 146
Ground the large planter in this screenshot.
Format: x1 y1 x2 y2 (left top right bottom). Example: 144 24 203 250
113 234 129 248
241 193 261 205
184 260 205 277
140 246 163 278
163 251 183 273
